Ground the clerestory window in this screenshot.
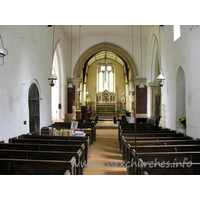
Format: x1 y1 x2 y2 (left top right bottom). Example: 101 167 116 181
174 25 181 42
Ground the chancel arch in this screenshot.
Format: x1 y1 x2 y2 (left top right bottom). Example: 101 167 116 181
72 42 138 114
73 42 138 79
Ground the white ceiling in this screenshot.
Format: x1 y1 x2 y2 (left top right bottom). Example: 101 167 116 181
61 25 152 39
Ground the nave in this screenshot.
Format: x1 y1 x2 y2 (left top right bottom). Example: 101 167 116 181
84 121 126 175
1 118 200 175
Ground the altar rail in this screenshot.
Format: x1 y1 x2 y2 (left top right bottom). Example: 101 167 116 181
93 111 119 117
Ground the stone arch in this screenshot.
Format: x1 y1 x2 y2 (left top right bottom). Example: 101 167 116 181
73 42 138 79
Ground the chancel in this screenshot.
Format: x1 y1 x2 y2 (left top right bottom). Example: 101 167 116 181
0 25 200 175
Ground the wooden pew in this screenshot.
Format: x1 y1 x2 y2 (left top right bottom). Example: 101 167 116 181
18 134 90 162
0 158 76 175
119 130 179 148
118 123 164 141
0 143 86 169
119 132 187 153
0 149 83 175
120 132 189 159
132 151 200 175
137 158 200 175
127 145 200 175
9 137 89 164
124 139 200 165
121 135 191 160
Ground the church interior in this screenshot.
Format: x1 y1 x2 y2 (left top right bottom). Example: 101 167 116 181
1 1 200 198
1 24 200 179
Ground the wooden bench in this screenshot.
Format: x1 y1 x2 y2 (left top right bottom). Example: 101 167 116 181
9 137 89 164
119 132 187 156
126 145 200 174
124 140 200 165
137 158 200 175
0 158 76 175
0 143 86 168
119 132 186 152
0 149 83 175
18 134 90 162
121 135 191 160
119 129 178 146
131 151 200 175
118 123 164 140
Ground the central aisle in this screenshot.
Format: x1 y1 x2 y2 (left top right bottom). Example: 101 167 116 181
84 121 126 175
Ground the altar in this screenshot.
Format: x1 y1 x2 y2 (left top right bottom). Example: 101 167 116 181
96 90 117 112
96 105 115 112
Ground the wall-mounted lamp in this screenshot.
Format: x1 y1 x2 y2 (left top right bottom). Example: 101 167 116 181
129 88 135 95
0 35 8 66
139 26 145 90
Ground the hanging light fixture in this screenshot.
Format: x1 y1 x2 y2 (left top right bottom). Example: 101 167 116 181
86 90 89 96
157 25 165 87
68 25 73 90
0 35 8 66
129 88 135 95
128 25 135 95
77 88 81 95
139 26 145 89
48 25 57 87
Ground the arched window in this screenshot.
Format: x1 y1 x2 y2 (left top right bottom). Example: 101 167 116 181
98 65 114 92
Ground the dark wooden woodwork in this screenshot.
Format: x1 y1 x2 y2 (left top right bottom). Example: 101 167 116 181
0 143 86 167
136 86 147 114
67 86 75 113
28 83 40 135
0 158 76 175
0 149 82 175
9 138 89 164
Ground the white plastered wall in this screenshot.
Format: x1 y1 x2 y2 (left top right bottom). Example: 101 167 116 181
0 25 69 142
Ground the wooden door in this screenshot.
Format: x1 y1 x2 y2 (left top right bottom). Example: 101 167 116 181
29 84 40 135
155 94 161 126
67 86 75 113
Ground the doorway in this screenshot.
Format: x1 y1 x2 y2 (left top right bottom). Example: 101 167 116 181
28 83 40 135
